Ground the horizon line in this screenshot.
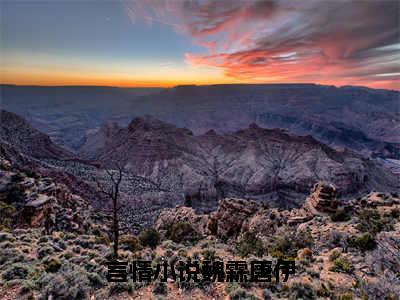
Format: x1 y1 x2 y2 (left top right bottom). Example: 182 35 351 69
1 82 398 92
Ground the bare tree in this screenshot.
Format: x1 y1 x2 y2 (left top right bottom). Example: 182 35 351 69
93 162 124 260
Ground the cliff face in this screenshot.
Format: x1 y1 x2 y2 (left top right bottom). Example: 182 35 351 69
85 116 398 211
0 110 74 160
3 84 399 158
0 157 110 234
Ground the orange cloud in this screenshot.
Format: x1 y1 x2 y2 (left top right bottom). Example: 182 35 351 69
127 0 400 90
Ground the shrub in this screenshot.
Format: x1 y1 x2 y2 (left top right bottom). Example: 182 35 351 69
356 209 393 235
64 232 77 240
138 228 160 249
331 208 351 222
298 247 313 262
108 282 135 295
2 263 31 281
328 230 346 248
0 232 15 243
166 222 200 244
208 218 218 235
87 272 105 289
329 250 341 261
347 233 376 252
39 263 90 300
288 282 316 300
175 279 199 290
162 240 178 250
0 201 16 227
44 257 62 273
330 257 354 274
72 246 81 254
76 236 94 249
153 282 167 295
229 287 259 300
270 229 313 259
202 249 217 261
237 232 265 258
55 241 67 251
316 283 330 297
120 235 141 252
95 235 110 245
37 246 54 259
339 294 354 300
38 236 50 244
389 207 400 219
19 280 37 295
0 224 11 232
60 251 73 260
0 248 25 266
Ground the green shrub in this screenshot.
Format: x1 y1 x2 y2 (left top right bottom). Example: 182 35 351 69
331 208 351 222
236 232 265 258
94 235 110 245
108 282 135 295
175 279 199 290
208 218 218 235
166 222 200 244
270 229 314 259
0 201 16 228
288 282 316 300
316 283 330 297
72 246 81 254
64 232 77 240
2 263 31 281
153 282 167 295
44 257 62 273
330 257 354 274
229 287 259 300
0 232 14 243
76 236 94 249
347 233 376 252
138 228 160 249
329 250 341 261
328 230 345 248
356 209 393 235
339 294 354 300
60 251 73 260
19 280 37 295
0 224 11 232
37 246 54 259
55 241 67 251
38 236 50 244
39 263 90 300
202 249 217 261
0 248 25 266
120 235 141 252
87 272 105 289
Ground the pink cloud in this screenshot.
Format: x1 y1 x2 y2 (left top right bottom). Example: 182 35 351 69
125 0 400 89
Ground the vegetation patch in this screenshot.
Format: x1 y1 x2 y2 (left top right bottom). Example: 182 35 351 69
138 228 161 249
166 222 201 244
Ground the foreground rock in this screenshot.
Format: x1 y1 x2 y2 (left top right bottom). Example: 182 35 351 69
154 205 209 237
0 157 110 235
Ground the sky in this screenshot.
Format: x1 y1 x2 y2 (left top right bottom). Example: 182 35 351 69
1 0 399 89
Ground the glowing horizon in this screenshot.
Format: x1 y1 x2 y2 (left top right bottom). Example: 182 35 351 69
1 1 399 90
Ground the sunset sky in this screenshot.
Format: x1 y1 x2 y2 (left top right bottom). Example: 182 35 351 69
1 0 399 89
